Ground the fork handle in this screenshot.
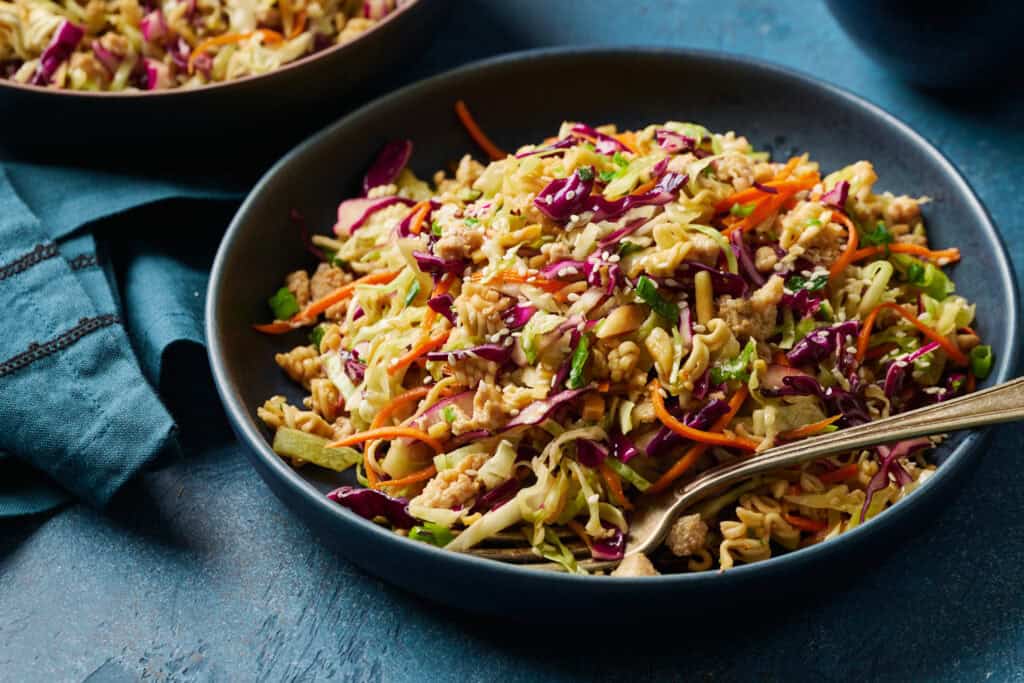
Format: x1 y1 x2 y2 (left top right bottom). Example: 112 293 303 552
623 376 1024 559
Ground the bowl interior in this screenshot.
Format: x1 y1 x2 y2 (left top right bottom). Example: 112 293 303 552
207 48 1019 615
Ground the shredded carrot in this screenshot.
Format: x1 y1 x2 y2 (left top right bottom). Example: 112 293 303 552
783 512 828 532
407 200 432 236
387 329 450 376
454 100 506 161
630 178 658 196
772 350 790 367
363 448 380 488
817 462 859 484
370 386 434 430
721 174 819 236
774 156 801 181
288 9 307 38
253 269 401 334
646 387 749 495
376 464 437 489
189 29 283 72
596 381 610 393
613 131 638 154
855 302 968 365
327 426 444 453
566 520 592 550
828 212 860 280
470 269 564 293
848 243 961 265
651 380 759 451
967 373 977 392
779 414 841 440
864 342 899 361
714 176 814 212
599 463 633 511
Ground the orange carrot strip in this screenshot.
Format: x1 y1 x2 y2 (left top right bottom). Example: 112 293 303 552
848 243 961 265
772 350 790 367
253 269 401 334
599 463 633 511
327 426 444 453
817 463 859 484
387 330 450 376
454 100 506 161
470 269 564 293
714 176 812 212
779 414 841 440
566 520 593 550
613 131 638 154
828 212 860 280
651 379 759 451
288 9 307 38
646 387 749 495
370 386 434 430
189 29 283 72
783 512 828 532
376 464 438 489
775 156 801 181
855 302 968 365
630 178 658 196
407 201 431 236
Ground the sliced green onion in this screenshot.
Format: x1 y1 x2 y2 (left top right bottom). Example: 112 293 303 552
409 521 455 547
730 202 757 218
604 457 651 492
635 275 678 325
403 279 421 308
567 334 591 389
309 323 329 348
970 345 993 380
268 287 300 320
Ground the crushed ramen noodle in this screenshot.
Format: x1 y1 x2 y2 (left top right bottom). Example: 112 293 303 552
253 111 991 575
0 0 408 90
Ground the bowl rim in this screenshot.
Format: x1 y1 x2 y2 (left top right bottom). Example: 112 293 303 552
0 0 422 99
207 45 1021 587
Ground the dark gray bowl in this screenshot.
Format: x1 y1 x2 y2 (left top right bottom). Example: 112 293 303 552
207 48 1020 618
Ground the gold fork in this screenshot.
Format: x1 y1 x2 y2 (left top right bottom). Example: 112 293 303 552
462 376 1024 572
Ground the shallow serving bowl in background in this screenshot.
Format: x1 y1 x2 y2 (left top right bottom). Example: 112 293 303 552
0 0 449 169
206 48 1020 618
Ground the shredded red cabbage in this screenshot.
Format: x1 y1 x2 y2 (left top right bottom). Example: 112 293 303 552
327 486 416 529
787 320 860 366
534 168 595 222
505 387 590 429
762 374 870 426
413 251 467 276
591 527 626 561
471 478 521 512
860 438 930 519
821 180 850 209
31 21 84 86
655 129 696 154
576 440 609 467
338 349 365 383
334 196 414 235
427 294 456 325
780 288 823 317
883 341 940 399
611 433 640 463
363 140 413 196
91 41 121 74
753 181 778 194
540 259 587 280
570 124 629 155
515 136 576 158
730 230 765 287
590 172 687 222
396 200 439 237
140 9 168 43
502 304 536 329
597 215 652 249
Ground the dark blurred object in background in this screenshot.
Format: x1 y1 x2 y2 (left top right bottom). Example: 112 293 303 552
827 0 1024 90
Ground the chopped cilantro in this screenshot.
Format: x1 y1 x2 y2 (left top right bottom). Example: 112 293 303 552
309 323 329 348
442 405 456 423
906 261 925 284
576 166 594 182
618 241 644 257
788 274 829 292
598 170 617 183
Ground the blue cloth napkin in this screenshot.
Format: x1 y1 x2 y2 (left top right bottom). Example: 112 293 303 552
0 163 239 517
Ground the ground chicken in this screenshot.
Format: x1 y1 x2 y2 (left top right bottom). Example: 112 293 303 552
455 154 486 186
607 340 641 383
452 281 511 340
666 514 709 557
717 275 785 341
285 269 311 308
754 246 778 273
796 220 846 265
434 222 485 262
70 52 108 84
885 195 921 225
713 152 756 191
452 382 509 436
310 262 349 300
611 553 660 577
411 453 488 510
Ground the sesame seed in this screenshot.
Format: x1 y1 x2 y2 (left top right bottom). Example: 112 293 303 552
567 293 581 302
565 190 577 200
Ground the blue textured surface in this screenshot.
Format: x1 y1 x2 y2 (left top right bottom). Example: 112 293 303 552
2 1 1023 680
